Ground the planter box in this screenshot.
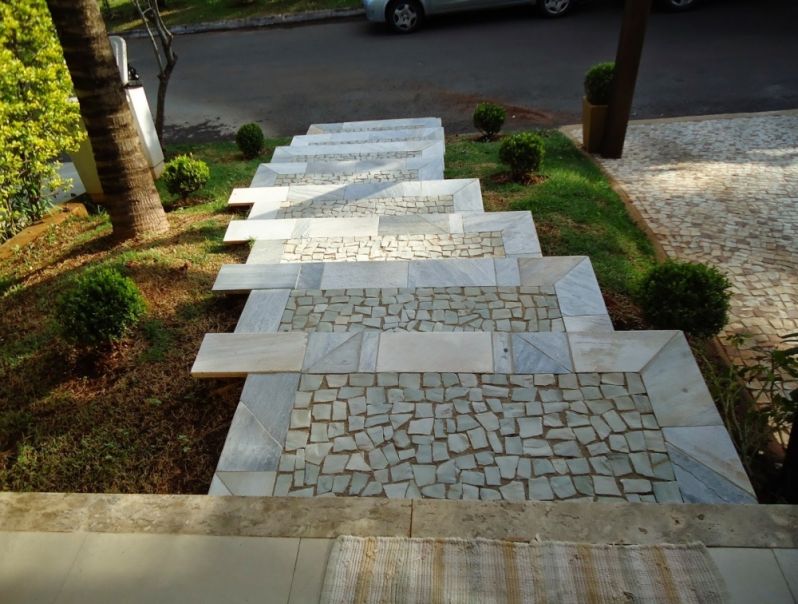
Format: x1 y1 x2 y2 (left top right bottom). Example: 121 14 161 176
582 96 608 153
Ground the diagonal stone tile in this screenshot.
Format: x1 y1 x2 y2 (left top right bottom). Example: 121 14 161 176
303 333 363 373
511 333 573 373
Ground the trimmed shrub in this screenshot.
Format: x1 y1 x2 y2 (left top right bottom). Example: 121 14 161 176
162 155 210 200
499 132 545 180
236 122 265 159
473 102 506 138
584 61 615 105
57 267 146 348
639 260 731 339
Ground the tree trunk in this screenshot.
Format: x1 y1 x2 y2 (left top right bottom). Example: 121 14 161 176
46 0 168 240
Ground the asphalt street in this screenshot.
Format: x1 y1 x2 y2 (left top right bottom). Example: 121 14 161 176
125 0 798 141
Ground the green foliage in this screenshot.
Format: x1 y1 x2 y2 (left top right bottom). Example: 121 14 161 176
499 132 545 180
57 267 146 348
639 260 731 338
584 61 615 105
0 0 83 242
473 102 506 138
162 155 210 200
235 122 265 159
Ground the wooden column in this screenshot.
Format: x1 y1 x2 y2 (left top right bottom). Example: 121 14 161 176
600 0 653 158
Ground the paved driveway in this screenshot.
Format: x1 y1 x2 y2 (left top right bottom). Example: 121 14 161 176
567 111 798 365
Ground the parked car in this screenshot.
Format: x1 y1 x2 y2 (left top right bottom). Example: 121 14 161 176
364 0 697 33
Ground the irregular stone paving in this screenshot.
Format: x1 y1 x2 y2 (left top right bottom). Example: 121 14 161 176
568 113 798 368
281 233 505 262
277 196 455 219
274 170 419 186
278 287 563 333
275 371 681 503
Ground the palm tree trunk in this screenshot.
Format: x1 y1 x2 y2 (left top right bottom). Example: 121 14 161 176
46 0 168 240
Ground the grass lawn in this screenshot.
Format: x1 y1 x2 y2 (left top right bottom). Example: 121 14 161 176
0 138 287 493
0 130 656 494
102 0 361 33
446 132 657 328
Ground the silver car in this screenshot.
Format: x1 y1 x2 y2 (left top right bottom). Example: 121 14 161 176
364 0 696 33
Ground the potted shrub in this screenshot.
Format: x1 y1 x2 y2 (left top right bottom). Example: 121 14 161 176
582 61 614 153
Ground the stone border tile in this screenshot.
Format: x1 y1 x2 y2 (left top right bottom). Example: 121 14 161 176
569 331 678 373
2 493 797 545
235 290 292 333
376 332 493 372
191 333 307 377
307 117 441 134
291 127 444 146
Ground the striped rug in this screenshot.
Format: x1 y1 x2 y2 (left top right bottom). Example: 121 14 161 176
320 537 727 604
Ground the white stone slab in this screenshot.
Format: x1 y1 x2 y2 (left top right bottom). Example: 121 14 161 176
213 264 300 292
191 333 307 377
307 117 441 134
569 331 678 373
224 216 380 243
376 333 494 373
319 261 409 289
235 290 292 333
250 158 445 187
641 332 723 428
462 212 542 257
272 141 445 164
291 127 444 146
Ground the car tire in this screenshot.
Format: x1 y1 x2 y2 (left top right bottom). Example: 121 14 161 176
386 0 424 33
657 0 696 11
537 0 572 18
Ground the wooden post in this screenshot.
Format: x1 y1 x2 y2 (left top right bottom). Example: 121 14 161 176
600 0 653 158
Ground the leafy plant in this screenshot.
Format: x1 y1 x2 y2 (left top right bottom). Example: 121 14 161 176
0 0 83 242
162 155 210 200
638 260 731 339
473 102 506 139
235 122 265 159
584 61 615 105
57 266 146 348
499 132 545 181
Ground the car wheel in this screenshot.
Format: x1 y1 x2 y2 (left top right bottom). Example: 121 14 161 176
657 0 696 11
537 0 571 18
386 0 424 33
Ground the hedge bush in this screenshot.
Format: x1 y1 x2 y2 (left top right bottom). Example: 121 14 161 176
499 132 545 180
162 155 210 200
235 123 265 159
57 267 146 348
473 102 506 138
639 260 731 339
584 61 615 105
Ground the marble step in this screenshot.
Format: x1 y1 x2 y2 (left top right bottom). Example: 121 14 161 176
291 127 444 146
211 256 610 335
227 179 483 220
271 141 445 164
224 212 541 263
250 158 444 187
194 330 755 504
307 117 441 135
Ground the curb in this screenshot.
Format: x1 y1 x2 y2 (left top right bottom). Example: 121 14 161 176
114 8 365 38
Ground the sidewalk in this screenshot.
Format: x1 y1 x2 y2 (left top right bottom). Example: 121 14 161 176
565 111 798 367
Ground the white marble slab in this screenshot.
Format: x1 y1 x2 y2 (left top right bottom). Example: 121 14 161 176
307 117 441 134
291 127 444 146
250 158 445 187
235 290 292 334
272 141 445 164
569 331 678 373
191 333 307 377
376 332 494 373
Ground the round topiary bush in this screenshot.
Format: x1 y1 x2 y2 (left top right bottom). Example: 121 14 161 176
57 266 146 348
639 260 732 339
499 132 545 181
162 155 210 200
584 61 615 105
236 122 265 159
473 102 506 139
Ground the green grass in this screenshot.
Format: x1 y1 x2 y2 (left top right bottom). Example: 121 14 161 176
101 0 361 32
446 132 656 300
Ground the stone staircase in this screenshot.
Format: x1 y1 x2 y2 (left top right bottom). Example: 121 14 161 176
192 117 756 505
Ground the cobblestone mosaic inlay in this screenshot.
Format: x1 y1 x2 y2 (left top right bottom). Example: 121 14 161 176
277 196 455 219
274 170 420 186
275 372 681 502
281 233 506 262
278 287 563 333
